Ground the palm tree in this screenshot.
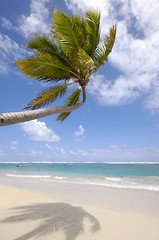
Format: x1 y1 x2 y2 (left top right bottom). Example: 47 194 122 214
0 8 116 126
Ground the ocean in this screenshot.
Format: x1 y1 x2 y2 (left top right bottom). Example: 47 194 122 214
0 162 159 191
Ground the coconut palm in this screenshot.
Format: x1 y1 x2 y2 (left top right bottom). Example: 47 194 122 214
0 8 116 126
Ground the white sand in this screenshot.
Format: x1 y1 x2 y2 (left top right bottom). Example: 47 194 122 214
0 181 159 240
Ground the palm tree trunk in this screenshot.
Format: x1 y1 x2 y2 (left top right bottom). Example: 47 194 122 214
0 102 84 127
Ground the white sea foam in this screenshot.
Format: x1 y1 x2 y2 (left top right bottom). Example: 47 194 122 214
6 173 69 180
43 176 159 192
6 174 51 178
5 173 159 191
54 176 67 179
105 177 121 181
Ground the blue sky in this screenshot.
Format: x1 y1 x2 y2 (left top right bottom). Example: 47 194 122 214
0 0 159 162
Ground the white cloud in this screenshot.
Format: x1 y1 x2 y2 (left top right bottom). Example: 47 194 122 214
130 0 159 36
77 149 89 156
9 146 17 151
11 141 17 145
45 144 66 154
0 61 8 74
0 33 29 74
65 0 108 12
0 34 28 59
70 149 88 156
21 119 61 142
65 0 159 111
88 73 153 106
18 0 50 39
69 145 159 162
45 143 53 150
1 144 159 162
27 149 43 157
0 17 14 30
0 0 50 74
55 147 66 154
0 0 51 40
74 125 85 137
74 125 85 141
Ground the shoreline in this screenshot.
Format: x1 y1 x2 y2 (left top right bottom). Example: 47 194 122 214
1 175 159 215
0 178 159 239
1 162 159 192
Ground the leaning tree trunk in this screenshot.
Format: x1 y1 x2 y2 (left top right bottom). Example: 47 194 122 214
0 102 84 127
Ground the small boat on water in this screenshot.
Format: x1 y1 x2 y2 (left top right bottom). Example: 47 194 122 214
16 164 29 167
64 163 72 166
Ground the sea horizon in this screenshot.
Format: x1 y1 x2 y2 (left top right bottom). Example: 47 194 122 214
1 161 159 164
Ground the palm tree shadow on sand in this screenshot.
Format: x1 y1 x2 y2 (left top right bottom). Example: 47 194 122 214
1 202 100 240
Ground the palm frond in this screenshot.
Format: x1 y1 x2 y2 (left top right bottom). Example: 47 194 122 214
24 84 69 110
76 48 95 73
57 88 81 122
26 34 58 53
95 25 116 69
86 10 101 58
26 35 78 73
73 14 88 50
56 112 71 122
14 53 79 82
52 8 87 58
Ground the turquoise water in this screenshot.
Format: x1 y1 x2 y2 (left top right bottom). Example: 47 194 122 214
0 162 159 191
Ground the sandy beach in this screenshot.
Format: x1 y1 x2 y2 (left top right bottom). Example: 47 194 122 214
0 178 159 240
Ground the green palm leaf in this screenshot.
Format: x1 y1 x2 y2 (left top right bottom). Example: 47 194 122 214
95 25 116 69
76 48 95 73
52 8 87 58
86 10 101 58
14 53 79 82
24 84 69 110
26 34 78 73
26 34 58 53
57 88 82 122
